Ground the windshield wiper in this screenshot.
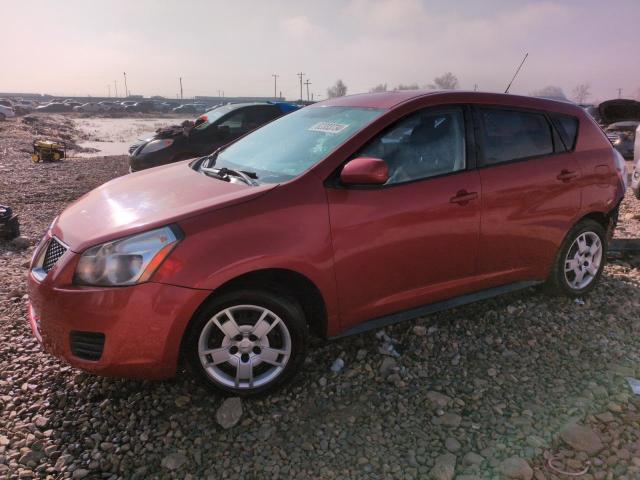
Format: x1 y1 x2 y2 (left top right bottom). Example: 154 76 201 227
200 166 259 186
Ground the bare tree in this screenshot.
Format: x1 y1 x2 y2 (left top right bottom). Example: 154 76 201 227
530 86 567 100
572 84 591 104
428 72 459 90
370 83 388 93
327 79 347 98
394 83 420 91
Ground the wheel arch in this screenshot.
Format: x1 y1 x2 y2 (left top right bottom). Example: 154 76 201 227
179 268 329 358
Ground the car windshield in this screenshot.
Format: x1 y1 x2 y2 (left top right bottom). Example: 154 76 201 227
207 106 383 183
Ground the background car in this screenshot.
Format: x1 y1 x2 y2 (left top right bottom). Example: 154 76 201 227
124 101 155 113
129 102 300 171
98 101 124 112
35 103 73 113
12 100 35 114
73 102 102 113
0 104 16 120
605 121 640 159
631 124 640 199
172 104 199 114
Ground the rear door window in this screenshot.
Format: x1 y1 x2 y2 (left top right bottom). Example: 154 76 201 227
477 108 553 165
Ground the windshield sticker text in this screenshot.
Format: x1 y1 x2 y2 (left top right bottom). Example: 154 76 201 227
308 122 349 134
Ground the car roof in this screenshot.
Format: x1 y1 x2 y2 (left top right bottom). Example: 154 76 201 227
315 90 584 115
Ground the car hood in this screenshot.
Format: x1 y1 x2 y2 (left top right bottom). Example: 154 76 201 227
599 99 640 125
52 161 278 252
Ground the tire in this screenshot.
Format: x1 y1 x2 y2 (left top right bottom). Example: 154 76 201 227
546 219 607 297
184 289 308 397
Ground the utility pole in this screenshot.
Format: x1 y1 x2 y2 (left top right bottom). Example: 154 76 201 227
108 84 111 97
272 74 279 99
180 77 183 100
114 80 118 98
304 79 312 102
297 72 305 102
123 72 128 97
618 88 623 98
474 83 478 91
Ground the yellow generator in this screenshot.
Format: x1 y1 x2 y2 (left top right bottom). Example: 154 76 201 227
32 140 66 162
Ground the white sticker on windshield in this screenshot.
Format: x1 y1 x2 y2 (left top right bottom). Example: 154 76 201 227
308 122 349 134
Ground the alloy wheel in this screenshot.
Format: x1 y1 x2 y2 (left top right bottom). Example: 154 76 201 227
197 304 292 390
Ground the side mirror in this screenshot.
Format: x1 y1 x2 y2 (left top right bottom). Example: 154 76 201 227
340 157 389 185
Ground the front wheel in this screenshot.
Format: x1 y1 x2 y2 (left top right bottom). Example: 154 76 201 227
185 289 308 396
547 219 606 297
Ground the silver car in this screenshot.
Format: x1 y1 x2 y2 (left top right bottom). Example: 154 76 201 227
631 124 640 198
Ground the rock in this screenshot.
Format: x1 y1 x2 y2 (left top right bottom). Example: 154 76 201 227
72 469 89 479
429 453 456 480
445 437 461 452
174 395 191 408
500 457 533 480
438 413 462 428
356 348 367 360
161 452 187 471
18 449 44 466
413 325 427 336
462 452 484 466
216 397 243 430
560 423 604 455
33 416 48 428
526 435 545 448
380 357 398 376
596 411 615 423
11 236 30 250
426 391 453 408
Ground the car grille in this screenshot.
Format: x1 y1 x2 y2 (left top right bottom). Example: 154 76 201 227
70 331 105 361
42 238 67 273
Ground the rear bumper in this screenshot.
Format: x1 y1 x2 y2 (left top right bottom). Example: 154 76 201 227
27 263 210 379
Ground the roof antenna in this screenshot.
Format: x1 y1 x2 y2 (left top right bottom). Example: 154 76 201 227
504 52 528 94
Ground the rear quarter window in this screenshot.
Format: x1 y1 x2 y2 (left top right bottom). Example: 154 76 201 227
478 108 553 165
550 114 579 150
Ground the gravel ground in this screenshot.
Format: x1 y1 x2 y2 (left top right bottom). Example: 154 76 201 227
2 115 640 479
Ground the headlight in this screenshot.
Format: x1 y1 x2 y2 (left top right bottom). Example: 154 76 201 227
140 139 174 154
74 226 181 286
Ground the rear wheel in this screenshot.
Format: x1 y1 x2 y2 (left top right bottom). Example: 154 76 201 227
547 219 606 297
185 289 308 396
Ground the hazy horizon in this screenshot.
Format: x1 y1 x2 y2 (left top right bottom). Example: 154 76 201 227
3 0 639 102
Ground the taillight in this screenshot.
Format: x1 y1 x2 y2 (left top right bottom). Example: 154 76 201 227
612 150 628 190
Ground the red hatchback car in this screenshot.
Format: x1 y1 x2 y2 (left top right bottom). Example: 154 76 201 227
28 91 626 396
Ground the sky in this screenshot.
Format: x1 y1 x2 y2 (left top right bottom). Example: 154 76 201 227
2 0 639 102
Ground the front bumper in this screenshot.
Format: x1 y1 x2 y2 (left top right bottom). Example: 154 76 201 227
27 242 210 379
129 149 176 172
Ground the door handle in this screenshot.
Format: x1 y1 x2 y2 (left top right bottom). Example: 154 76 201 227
449 190 478 205
557 170 578 182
